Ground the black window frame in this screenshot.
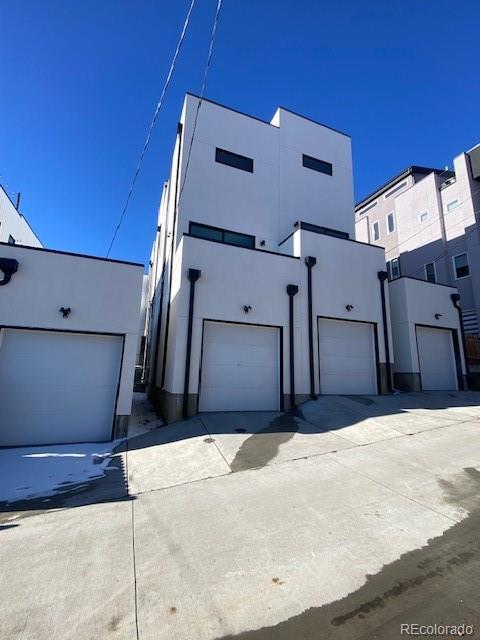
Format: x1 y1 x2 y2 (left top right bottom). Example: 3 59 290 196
453 252 470 280
424 262 436 283
388 257 401 280
215 147 254 173
302 154 333 176
189 222 255 249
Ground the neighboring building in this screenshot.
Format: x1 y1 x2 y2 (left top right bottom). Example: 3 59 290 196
355 146 480 338
0 184 42 248
145 94 395 423
0 242 144 447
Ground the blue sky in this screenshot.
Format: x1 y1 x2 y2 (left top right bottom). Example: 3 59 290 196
1 1 479 265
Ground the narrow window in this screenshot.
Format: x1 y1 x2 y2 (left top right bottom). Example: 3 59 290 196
418 211 429 223
189 222 255 249
372 221 380 241
8 234 15 244
302 154 333 176
453 253 470 279
446 199 459 212
357 201 377 216
424 262 436 283
386 212 395 233
190 223 222 242
215 148 253 173
388 257 400 280
384 181 407 199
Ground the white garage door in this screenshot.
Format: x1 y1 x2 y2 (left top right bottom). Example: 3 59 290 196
198 322 280 412
0 329 123 447
416 326 458 390
318 318 377 395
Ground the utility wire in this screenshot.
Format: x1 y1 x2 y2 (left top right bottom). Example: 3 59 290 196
105 0 197 258
177 0 223 206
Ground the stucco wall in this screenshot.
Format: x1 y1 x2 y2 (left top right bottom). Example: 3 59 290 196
0 243 144 415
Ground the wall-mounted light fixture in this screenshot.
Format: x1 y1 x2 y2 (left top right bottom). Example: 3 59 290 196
59 307 71 318
435 313 442 320
0 257 18 286
345 304 354 311
243 305 252 314
259 240 266 247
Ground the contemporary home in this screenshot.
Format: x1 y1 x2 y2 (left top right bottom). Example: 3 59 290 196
0 185 145 447
355 145 480 337
144 94 396 423
0 183 42 247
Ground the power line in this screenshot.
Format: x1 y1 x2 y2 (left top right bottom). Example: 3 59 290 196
105 0 198 258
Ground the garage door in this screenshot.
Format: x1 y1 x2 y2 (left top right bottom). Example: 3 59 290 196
416 326 458 390
198 322 280 412
0 329 123 447
318 318 377 395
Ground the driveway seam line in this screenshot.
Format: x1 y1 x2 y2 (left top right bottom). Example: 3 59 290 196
125 438 140 640
197 416 233 473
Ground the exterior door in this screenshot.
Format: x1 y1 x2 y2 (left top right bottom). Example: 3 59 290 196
416 326 458 390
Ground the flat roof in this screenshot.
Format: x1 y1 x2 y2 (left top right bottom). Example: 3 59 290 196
355 166 455 211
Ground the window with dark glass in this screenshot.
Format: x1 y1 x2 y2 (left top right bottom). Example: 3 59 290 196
388 257 400 280
454 253 470 279
8 235 15 245
215 148 254 173
302 154 333 176
425 262 436 283
189 222 255 249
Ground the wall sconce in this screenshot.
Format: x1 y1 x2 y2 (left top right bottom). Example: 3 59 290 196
435 313 442 320
59 307 71 318
259 240 266 247
243 305 252 314
0 257 18 286
345 304 354 311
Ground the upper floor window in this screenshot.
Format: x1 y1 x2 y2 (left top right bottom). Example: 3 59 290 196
424 262 436 283
384 181 407 199
215 148 254 173
372 221 380 241
386 212 395 234
418 211 430 223
453 253 470 279
302 154 333 176
189 222 255 249
446 199 460 212
358 201 377 216
388 257 400 280
8 234 15 244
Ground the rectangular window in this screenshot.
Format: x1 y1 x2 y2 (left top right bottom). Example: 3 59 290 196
424 262 436 283
384 181 407 199
386 212 395 233
302 154 333 176
8 234 15 244
189 222 255 249
215 148 253 173
446 199 459 212
388 257 400 280
418 211 430 223
357 201 377 216
372 221 380 241
453 253 470 279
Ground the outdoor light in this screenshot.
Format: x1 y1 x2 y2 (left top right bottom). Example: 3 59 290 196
346 304 354 311
243 305 252 313
0 257 18 286
59 307 71 318
435 313 442 319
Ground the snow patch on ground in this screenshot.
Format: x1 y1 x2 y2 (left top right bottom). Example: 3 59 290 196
0 441 121 504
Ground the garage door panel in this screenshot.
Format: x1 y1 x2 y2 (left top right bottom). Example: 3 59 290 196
199 322 280 413
416 326 457 391
0 329 122 447
318 318 377 395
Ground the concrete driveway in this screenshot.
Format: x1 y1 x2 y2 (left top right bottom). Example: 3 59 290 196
1 391 480 639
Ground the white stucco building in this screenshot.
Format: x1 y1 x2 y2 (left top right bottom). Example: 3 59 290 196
145 95 396 422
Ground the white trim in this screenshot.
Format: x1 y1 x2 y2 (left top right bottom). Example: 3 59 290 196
452 252 470 280
424 261 437 283
372 220 380 242
386 211 396 234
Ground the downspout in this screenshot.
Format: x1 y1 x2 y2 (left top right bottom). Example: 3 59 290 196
183 268 201 419
286 284 299 409
305 256 317 398
451 293 470 387
377 271 393 392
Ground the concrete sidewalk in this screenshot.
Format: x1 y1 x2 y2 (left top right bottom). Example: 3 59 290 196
1 392 480 639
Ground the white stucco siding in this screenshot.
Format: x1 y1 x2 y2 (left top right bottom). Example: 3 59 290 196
388 278 464 375
0 187 42 248
164 233 389 398
0 244 144 416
